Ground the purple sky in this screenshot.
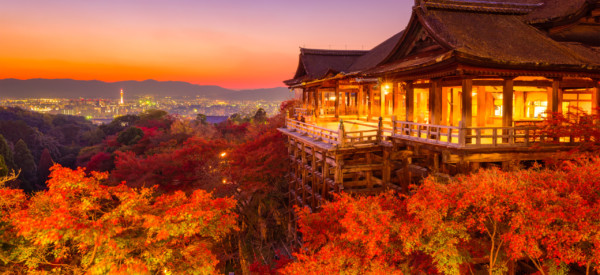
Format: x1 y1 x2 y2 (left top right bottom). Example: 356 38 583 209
0 0 414 89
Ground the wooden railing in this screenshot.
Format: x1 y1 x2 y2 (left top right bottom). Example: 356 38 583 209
391 120 550 149
286 118 340 145
285 118 383 148
465 126 545 148
392 121 461 147
287 116 562 149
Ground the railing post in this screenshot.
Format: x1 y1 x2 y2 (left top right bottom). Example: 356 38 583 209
458 120 466 147
338 119 346 147
391 115 397 136
377 117 383 143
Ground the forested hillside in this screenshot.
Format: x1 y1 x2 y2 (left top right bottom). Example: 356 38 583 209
0 102 293 273
0 107 101 191
1 104 600 274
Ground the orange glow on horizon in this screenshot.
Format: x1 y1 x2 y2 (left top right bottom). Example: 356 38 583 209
0 1 411 90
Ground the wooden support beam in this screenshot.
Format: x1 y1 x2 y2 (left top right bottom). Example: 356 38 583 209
321 89 326 117
321 150 328 199
431 79 443 125
311 147 317 209
477 86 486 127
380 87 386 118
592 78 600 115
393 82 400 117
383 147 391 189
503 78 515 144
406 81 414 122
340 89 346 115
315 90 320 118
548 78 562 114
502 78 514 128
514 91 524 120
429 80 436 124
441 87 449 125
302 90 307 109
334 154 343 190
461 78 473 127
335 84 340 118
367 86 372 120
358 85 365 117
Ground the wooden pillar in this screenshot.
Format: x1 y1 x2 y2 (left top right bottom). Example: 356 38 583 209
592 78 600 115
380 86 386 118
358 85 365 117
340 89 346 115
314 89 320 119
321 89 326 117
429 81 436 124
302 90 307 109
309 90 313 114
462 78 473 145
461 78 473 127
367 86 372 121
441 87 449 125
383 148 391 189
548 78 562 114
503 78 515 144
430 79 442 125
300 143 307 205
335 83 340 118
406 81 414 122
393 82 400 116
311 147 317 209
486 92 494 124
514 91 524 120
321 151 329 199
449 88 455 125
477 86 486 126
334 154 343 192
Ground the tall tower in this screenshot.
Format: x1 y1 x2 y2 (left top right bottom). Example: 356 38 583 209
120 89 124 105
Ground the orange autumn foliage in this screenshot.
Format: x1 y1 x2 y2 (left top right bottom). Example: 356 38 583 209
287 158 600 275
2 164 237 274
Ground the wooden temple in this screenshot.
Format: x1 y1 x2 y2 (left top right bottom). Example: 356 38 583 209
279 0 600 216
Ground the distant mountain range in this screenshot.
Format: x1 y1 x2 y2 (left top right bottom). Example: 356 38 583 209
0 79 292 101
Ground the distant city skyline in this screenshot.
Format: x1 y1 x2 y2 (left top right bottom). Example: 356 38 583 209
0 0 413 90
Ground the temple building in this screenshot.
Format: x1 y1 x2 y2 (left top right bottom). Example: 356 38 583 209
279 0 600 214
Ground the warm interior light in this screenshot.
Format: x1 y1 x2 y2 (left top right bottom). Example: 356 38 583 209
383 83 391 95
220 152 227 157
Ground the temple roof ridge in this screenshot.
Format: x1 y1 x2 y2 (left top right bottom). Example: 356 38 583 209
419 0 543 14
300 48 369 56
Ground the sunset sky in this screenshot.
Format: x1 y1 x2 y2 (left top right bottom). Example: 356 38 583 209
1 0 413 89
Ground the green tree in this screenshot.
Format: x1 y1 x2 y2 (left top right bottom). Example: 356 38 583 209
0 135 15 170
196 113 208 125
13 140 37 192
0 155 8 178
253 108 267 123
117 127 144 146
37 148 54 187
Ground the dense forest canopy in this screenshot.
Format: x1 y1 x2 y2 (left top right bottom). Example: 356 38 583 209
0 104 599 274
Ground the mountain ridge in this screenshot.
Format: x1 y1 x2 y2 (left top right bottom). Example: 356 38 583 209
0 78 291 101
